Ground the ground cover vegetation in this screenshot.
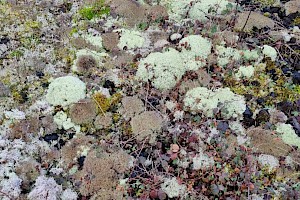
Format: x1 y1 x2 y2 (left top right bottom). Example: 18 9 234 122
0 0 300 199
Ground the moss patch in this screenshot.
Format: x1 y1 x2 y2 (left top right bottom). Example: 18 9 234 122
79 0 110 20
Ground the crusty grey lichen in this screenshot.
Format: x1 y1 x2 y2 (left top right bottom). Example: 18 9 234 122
130 111 163 144
120 96 144 120
69 99 98 125
74 149 131 196
94 112 113 129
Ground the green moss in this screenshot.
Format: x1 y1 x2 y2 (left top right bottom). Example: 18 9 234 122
10 85 29 103
293 17 300 26
254 0 276 6
138 22 148 31
25 20 40 29
69 27 78 36
9 50 23 58
224 60 300 107
92 92 111 114
20 35 40 49
78 0 110 20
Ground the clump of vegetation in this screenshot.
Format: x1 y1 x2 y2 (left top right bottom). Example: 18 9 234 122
92 92 122 115
1 0 300 199
75 55 98 75
69 99 98 125
74 149 131 197
79 0 110 20
92 92 111 114
130 111 163 144
224 59 300 107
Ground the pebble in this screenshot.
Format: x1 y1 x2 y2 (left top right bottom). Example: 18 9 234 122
0 82 10 97
170 33 182 41
292 72 300 84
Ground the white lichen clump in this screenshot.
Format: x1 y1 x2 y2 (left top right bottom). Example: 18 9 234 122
4 109 26 120
136 48 184 90
184 87 246 119
84 35 103 50
0 173 22 200
53 111 80 132
179 35 212 70
28 176 62 200
193 151 215 170
162 0 233 22
216 45 241 66
61 189 78 200
262 45 277 61
229 121 246 135
235 65 255 79
136 35 211 90
161 177 186 198
45 76 86 107
276 123 300 148
243 49 260 60
117 29 145 50
258 154 279 170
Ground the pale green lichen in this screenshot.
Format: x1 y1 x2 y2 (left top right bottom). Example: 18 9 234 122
276 123 300 148
193 151 215 170
161 0 234 23
53 111 80 132
136 48 184 91
117 29 145 50
262 45 277 61
189 0 233 22
84 35 103 50
161 177 186 198
216 45 241 66
235 65 255 79
257 154 279 171
136 35 211 90
178 35 212 70
243 49 260 61
45 76 86 107
184 87 246 119
229 121 246 135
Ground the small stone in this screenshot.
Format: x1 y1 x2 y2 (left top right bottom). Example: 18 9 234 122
158 189 167 200
170 33 182 41
243 106 253 118
0 82 10 97
102 32 119 51
255 109 270 124
257 98 265 105
43 133 59 143
77 156 86 170
170 144 180 153
234 11 275 32
217 121 229 132
0 37 9 44
292 72 300 84
154 39 169 49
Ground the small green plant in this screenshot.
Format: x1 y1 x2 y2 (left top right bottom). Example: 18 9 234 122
138 22 148 31
221 2 234 15
79 0 110 20
9 50 23 58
